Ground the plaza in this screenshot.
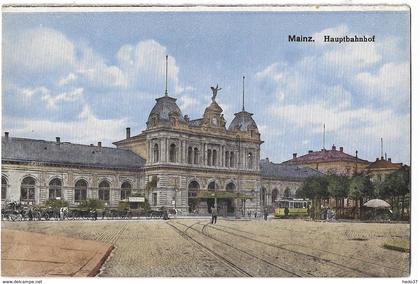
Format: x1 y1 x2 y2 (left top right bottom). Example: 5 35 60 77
1 218 410 277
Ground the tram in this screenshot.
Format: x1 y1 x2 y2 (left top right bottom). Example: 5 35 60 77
274 198 311 218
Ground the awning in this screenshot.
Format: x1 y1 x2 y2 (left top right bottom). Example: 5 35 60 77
193 190 253 199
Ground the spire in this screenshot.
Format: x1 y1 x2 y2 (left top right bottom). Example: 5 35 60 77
165 55 168 96
242 76 245 111
322 123 326 150
381 137 384 159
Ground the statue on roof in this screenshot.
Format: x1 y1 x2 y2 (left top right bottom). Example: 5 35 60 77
210 84 222 102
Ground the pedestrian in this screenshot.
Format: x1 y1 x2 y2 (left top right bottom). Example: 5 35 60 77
284 206 289 218
254 211 257 218
92 209 97 221
211 205 218 224
59 207 64 220
263 207 268 221
248 210 251 218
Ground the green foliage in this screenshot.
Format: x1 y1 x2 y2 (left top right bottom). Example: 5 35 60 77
78 199 105 210
284 187 291 198
379 168 410 198
301 176 329 199
45 199 69 208
118 201 130 210
327 175 349 198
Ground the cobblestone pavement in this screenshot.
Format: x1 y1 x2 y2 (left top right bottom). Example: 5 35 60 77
2 218 410 277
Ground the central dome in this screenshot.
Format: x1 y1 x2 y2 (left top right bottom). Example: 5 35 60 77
147 95 185 124
228 111 258 132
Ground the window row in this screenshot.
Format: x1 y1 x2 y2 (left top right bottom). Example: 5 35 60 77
10 177 133 203
152 143 255 169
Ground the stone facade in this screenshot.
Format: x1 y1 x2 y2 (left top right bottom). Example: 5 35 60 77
1 89 321 215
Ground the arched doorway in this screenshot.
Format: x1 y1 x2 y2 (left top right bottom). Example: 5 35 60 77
260 187 267 207
188 181 200 213
206 181 218 213
220 182 236 216
272 188 279 204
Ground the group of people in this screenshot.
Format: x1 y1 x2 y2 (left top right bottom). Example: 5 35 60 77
321 206 336 221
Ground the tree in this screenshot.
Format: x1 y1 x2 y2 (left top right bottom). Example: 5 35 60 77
300 175 329 219
78 199 105 210
327 175 349 218
378 168 410 219
349 174 373 219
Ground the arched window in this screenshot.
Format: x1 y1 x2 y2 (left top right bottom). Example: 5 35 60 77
121 181 131 200
49 178 62 200
207 149 212 166
21 177 36 202
247 152 253 169
153 143 159 162
187 147 193 164
272 188 279 204
169 143 177 163
212 149 217 166
208 181 218 191
2 177 7 201
225 151 229 167
188 180 200 198
98 180 110 201
75 180 87 202
226 182 236 192
230 151 234 167
193 148 199 164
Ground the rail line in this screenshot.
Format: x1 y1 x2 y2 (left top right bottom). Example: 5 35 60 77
166 221 253 277
171 221 309 277
210 223 408 276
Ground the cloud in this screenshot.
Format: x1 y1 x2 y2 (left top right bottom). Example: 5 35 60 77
354 62 410 105
4 27 76 74
42 88 84 109
5 105 128 146
178 95 201 112
18 86 50 98
58 73 77 86
255 24 410 164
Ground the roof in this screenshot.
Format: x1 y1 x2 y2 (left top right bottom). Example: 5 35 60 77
259 159 322 179
147 95 185 123
188 118 203 127
228 110 258 131
2 137 146 170
367 158 402 170
283 146 370 165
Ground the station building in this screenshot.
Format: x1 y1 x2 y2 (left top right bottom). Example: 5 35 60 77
1 87 322 215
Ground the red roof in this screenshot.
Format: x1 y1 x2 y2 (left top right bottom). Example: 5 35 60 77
283 146 370 165
367 158 402 170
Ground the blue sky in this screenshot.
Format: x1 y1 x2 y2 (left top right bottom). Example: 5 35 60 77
2 10 410 164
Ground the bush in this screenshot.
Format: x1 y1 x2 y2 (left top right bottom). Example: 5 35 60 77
78 199 105 210
45 199 69 208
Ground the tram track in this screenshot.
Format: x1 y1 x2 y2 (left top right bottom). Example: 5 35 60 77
210 223 409 277
169 220 309 277
166 221 252 277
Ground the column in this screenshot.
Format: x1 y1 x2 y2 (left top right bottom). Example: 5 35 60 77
204 143 208 166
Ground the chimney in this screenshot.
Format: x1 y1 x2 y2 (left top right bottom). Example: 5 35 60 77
98 142 102 148
388 158 392 162
339 146 343 152
376 158 379 161
4 132 9 140
332 144 336 150
126 127 131 139
56 137 60 144
308 150 313 154
293 153 297 159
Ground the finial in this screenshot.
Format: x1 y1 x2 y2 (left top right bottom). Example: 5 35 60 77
242 76 245 111
165 55 168 96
